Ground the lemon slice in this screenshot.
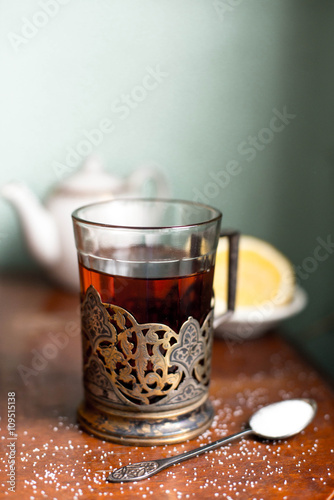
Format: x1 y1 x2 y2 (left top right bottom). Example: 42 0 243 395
214 235 295 310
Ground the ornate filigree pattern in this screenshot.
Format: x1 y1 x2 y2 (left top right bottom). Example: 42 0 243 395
81 285 213 409
170 318 205 373
109 461 159 481
81 286 117 347
193 310 214 387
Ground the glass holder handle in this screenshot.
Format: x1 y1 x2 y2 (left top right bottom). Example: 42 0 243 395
219 229 240 319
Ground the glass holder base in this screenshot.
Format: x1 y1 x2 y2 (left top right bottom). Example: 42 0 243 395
77 397 214 446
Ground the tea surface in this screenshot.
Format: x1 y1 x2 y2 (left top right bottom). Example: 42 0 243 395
79 264 214 331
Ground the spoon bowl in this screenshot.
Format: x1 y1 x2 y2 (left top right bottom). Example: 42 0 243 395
249 398 317 440
101 398 317 483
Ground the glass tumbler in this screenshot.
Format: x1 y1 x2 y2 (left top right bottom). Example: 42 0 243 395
72 199 238 445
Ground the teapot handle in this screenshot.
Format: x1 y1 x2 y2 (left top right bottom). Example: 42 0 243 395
128 163 170 198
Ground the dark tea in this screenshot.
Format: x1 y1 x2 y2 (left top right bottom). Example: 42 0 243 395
79 256 214 332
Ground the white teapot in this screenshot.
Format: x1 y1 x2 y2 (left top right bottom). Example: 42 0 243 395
1 156 169 290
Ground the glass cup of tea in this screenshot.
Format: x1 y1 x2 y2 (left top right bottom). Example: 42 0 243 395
72 199 239 445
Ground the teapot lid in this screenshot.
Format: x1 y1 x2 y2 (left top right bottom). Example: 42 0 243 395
59 156 123 194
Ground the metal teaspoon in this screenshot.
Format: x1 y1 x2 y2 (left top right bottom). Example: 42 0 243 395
102 398 317 483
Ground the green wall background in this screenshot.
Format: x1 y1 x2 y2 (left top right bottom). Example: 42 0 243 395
1 0 333 367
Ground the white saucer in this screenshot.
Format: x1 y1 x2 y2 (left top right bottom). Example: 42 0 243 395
214 286 308 340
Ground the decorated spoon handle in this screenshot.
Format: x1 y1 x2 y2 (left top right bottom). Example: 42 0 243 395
107 428 252 483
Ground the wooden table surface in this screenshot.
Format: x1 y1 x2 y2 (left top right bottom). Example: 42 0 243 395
1 275 334 499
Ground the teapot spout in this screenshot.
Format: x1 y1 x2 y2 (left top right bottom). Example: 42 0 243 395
1 182 60 267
